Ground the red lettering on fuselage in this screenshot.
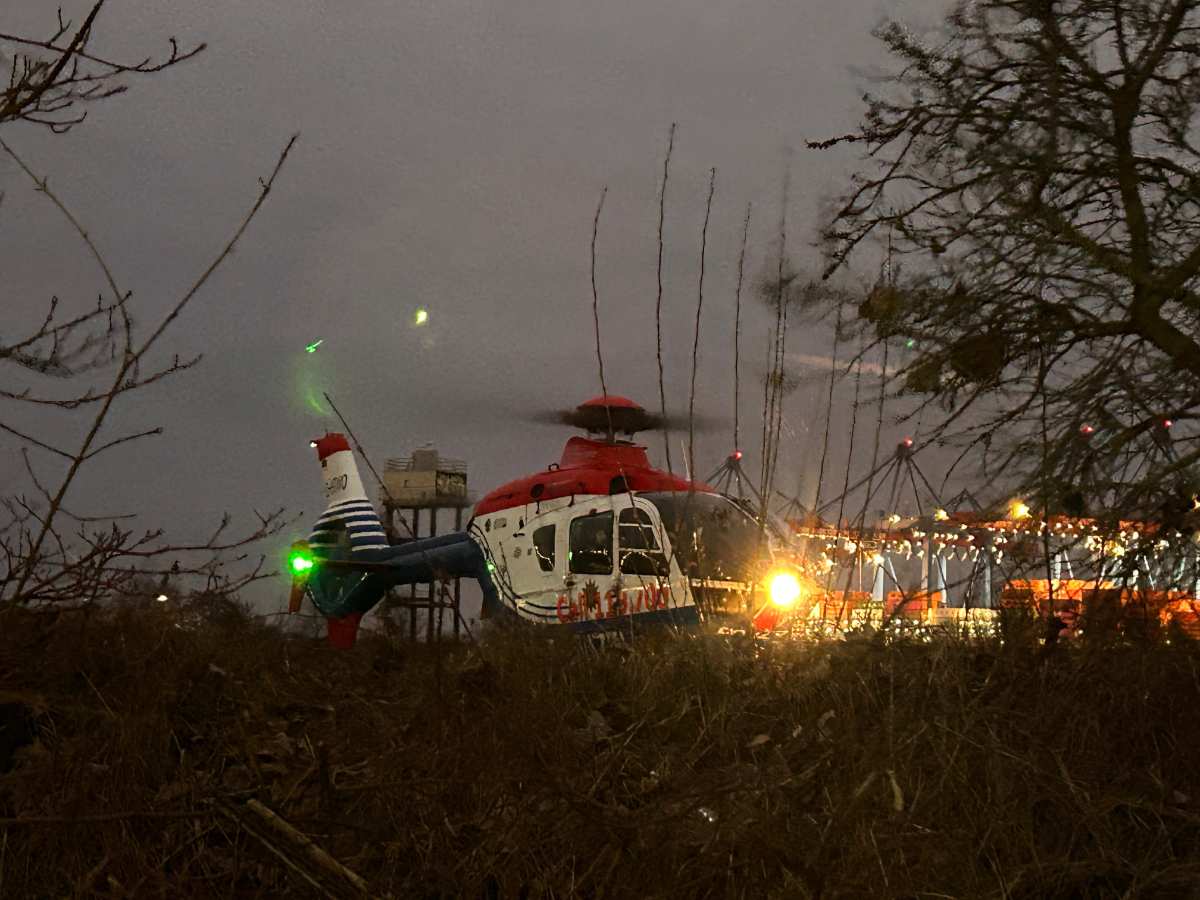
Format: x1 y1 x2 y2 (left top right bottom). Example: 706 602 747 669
552 584 673 623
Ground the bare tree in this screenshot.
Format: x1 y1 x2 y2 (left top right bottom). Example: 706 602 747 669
814 0 1200 530
1 3 296 608
751 254 862 514
1 1 203 134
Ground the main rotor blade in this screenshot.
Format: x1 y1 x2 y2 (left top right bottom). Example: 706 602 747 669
521 406 728 435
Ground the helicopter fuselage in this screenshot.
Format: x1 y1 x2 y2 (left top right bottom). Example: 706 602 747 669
469 435 767 631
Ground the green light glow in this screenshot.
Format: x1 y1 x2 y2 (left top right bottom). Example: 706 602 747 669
304 388 326 415
414 309 429 326
305 339 324 353
289 551 315 575
293 355 332 418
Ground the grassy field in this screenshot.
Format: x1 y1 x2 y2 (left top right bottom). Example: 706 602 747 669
2 604 1200 898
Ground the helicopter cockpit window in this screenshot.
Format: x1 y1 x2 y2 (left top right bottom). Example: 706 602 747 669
642 492 762 582
618 508 670 577
569 512 613 575
532 524 556 573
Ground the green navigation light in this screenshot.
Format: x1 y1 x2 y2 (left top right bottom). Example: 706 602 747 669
414 309 429 326
305 339 324 354
288 547 315 576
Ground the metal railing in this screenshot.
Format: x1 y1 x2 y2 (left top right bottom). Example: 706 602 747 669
384 456 468 474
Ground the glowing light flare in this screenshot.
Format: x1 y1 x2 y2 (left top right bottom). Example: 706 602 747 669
288 543 315 577
155 593 169 603
304 389 326 416
304 339 324 354
1010 500 1031 520
768 571 802 608
414 308 429 326
934 508 949 521
902 437 914 448
1163 418 1174 429
1080 424 1095 435
292 352 334 419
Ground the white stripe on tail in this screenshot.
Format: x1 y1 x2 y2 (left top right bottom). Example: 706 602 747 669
308 433 389 552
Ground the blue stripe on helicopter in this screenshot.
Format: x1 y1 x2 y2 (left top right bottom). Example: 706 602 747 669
319 499 376 512
309 523 390 551
308 540 390 553
308 530 389 545
318 513 381 526
496 598 699 630
309 528 388 540
316 509 378 525
326 498 375 510
310 521 386 536
345 525 387 536
318 499 376 510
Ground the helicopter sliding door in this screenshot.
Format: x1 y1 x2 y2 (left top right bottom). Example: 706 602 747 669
503 515 564 623
556 499 689 625
617 506 669 577
564 508 614 621
499 497 695 627
615 502 680 617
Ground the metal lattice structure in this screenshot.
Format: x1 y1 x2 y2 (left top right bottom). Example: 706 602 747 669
767 436 1200 637
378 448 472 641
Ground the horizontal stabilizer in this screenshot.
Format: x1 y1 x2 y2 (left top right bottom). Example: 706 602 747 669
303 531 498 623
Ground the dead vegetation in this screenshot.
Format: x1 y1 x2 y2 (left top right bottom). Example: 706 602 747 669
2 607 1200 898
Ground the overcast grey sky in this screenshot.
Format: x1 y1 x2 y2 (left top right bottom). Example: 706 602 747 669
4 0 947 611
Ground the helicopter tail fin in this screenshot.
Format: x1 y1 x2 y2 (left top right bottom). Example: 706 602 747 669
297 434 390 647
308 433 389 554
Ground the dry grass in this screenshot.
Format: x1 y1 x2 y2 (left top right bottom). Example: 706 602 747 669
2 604 1200 898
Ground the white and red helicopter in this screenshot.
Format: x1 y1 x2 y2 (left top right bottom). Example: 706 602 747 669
287 395 804 646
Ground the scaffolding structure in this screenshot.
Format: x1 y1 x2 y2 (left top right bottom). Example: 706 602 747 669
378 447 472 641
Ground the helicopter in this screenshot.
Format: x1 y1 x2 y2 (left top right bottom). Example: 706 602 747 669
287 395 805 646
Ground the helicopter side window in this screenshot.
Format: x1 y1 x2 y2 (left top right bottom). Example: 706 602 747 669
569 512 613 575
618 507 669 577
532 524 556 573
